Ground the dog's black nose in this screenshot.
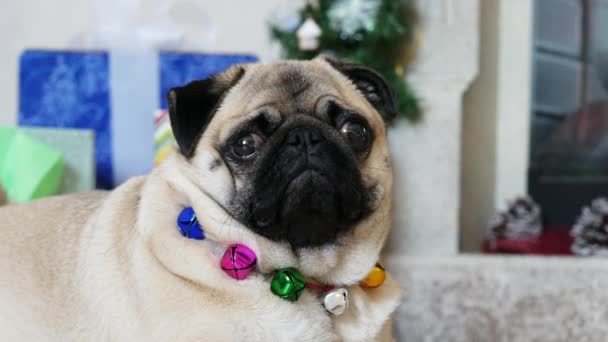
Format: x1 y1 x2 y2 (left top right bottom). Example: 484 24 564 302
286 128 322 154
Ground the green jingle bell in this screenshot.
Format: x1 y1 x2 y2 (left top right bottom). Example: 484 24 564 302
270 267 306 302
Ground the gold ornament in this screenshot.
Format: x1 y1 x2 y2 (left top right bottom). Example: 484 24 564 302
395 64 404 77
402 27 423 66
360 263 386 288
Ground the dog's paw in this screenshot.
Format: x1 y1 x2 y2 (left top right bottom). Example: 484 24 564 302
333 272 403 342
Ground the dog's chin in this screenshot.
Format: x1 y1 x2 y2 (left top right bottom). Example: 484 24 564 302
281 170 342 247
250 169 368 248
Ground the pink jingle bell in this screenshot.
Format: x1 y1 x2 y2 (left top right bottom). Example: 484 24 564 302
220 244 257 280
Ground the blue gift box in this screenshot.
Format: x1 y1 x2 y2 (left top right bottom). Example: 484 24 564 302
19 50 257 189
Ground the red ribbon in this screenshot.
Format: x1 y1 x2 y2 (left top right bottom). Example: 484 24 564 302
305 282 335 292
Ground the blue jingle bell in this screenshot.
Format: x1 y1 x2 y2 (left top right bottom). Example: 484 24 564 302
177 207 205 240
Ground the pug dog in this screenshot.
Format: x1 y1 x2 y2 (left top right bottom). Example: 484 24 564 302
0 57 402 341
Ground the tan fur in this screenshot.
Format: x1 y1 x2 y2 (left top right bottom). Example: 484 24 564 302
0 58 401 341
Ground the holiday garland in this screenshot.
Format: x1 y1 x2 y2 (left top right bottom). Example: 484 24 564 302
270 0 420 122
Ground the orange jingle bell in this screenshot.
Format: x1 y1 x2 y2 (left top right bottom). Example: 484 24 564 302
360 263 386 288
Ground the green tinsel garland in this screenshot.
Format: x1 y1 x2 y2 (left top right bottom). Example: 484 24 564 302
270 0 420 122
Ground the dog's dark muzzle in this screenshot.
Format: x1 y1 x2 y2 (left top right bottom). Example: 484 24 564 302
249 124 371 247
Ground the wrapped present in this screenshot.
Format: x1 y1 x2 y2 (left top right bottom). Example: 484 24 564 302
0 126 64 203
19 127 95 194
19 50 257 189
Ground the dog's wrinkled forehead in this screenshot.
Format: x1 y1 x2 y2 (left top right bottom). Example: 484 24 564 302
234 62 339 113
167 57 396 157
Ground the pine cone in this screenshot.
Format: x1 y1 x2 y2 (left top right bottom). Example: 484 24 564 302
571 197 608 256
486 196 543 241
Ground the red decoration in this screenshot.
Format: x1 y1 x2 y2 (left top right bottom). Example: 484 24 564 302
483 227 573 255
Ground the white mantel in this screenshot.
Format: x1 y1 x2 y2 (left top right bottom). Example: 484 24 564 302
388 255 608 341
460 0 533 252
387 0 534 256
386 0 479 256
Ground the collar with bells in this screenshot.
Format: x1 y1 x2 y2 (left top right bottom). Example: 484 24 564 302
177 207 386 316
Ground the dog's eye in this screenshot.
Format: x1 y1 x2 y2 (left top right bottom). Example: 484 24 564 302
233 133 263 159
340 121 371 153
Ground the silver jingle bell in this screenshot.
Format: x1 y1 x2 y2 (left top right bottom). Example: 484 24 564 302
323 288 349 316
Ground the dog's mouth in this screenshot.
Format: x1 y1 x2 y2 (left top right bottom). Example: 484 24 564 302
280 170 341 246
285 169 324 190
249 167 369 248
250 169 332 227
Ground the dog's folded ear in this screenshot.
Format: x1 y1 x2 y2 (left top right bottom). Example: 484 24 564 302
167 65 246 157
323 57 398 119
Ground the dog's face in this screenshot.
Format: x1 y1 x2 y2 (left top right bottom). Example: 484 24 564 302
167 57 394 278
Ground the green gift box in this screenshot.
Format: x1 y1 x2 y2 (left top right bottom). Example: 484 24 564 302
0 126 64 203
19 127 95 195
